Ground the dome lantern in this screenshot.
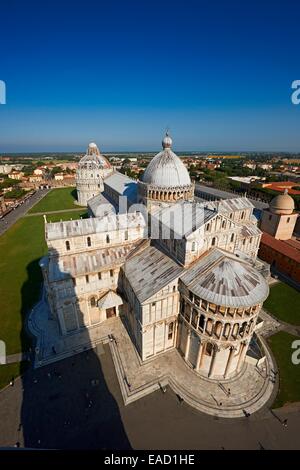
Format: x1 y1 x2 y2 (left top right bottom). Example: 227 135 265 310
162 132 173 149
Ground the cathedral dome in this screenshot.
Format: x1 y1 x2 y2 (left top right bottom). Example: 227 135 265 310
142 133 191 188
269 189 294 215
78 142 111 171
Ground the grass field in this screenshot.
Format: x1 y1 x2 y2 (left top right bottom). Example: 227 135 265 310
28 187 82 213
0 362 28 390
264 282 300 326
268 331 300 408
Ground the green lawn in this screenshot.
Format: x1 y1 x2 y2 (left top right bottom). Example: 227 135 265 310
0 216 46 355
0 362 28 390
268 331 300 408
264 282 300 326
29 187 81 213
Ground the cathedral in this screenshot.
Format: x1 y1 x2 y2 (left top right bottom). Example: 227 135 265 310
41 134 270 380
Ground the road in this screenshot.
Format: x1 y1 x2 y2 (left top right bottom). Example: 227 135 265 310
0 188 50 236
0 345 299 450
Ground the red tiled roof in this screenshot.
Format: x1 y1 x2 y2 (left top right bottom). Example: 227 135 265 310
263 181 300 195
260 232 300 263
285 238 300 251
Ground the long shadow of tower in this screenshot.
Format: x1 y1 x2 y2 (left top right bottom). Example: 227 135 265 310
19 250 131 449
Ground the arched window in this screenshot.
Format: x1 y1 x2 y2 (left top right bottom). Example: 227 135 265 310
90 297 96 307
124 230 128 241
241 211 245 220
206 223 211 232
215 321 222 338
191 241 196 252
66 240 70 251
106 234 110 243
223 323 231 339
232 323 239 337
230 233 234 243
206 319 213 335
87 236 91 247
239 322 247 336
222 220 226 229
211 237 216 246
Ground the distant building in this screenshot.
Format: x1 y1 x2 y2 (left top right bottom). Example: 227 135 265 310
9 170 24 180
29 174 43 183
228 176 264 188
258 163 273 171
243 163 257 170
33 168 45 176
259 190 300 284
0 164 23 174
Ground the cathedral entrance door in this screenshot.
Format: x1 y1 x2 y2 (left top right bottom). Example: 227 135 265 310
106 307 116 319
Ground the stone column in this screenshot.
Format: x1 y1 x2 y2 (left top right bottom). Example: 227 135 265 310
184 329 191 361
195 341 204 371
237 341 248 371
224 346 236 378
176 320 182 348
208 345 219 378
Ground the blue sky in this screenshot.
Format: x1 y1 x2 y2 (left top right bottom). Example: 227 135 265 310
1 0 300 152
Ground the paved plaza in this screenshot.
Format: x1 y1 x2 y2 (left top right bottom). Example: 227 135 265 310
0 343 300 450
28 292 276 418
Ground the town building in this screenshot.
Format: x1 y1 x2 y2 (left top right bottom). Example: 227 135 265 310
259 190 300 284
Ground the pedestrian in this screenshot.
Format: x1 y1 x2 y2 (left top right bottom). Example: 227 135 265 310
282 419 288 427
228 388 231 396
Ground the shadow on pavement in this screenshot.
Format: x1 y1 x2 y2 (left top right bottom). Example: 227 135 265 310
19 251 131 449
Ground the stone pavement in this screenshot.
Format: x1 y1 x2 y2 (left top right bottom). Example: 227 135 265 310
25 207 85 217
28 292 276 418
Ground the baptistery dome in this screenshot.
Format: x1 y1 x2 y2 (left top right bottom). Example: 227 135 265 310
76 142 113 206
142 133 191 187
78 142 111 171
